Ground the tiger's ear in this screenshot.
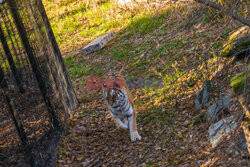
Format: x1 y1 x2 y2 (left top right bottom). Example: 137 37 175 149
113 82 120 89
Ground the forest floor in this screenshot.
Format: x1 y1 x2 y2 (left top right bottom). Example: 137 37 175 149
43 0 249 166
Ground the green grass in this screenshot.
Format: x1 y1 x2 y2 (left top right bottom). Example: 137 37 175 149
212 40 226 50
111 46 129 62
64 56 103 78
68 63 91 77
128 14 163 35
166 38 188 51
201 8 224 24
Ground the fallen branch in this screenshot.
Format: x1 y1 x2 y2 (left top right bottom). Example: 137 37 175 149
194 0 250 26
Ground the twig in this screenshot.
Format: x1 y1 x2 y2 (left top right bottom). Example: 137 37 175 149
220 24 245 38
194 0 250 26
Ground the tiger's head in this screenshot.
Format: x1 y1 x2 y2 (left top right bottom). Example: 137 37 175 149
103 72 127 105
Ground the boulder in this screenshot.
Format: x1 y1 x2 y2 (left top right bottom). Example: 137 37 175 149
206 96 231 122
195 80 212 110
209 115 238 147
82 32 115 55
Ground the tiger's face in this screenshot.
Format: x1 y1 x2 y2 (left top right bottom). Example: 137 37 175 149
104 81 121 105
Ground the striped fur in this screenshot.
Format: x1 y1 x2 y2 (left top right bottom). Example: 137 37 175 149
103 72 141 142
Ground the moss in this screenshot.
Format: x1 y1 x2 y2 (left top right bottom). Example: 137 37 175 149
220 36 237 56
222 37 250 57
220 26 250 58
231 70 250 95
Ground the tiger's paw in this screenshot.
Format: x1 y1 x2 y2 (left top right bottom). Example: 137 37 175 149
115 122 128 129
130 132 142 142
119 124 128 129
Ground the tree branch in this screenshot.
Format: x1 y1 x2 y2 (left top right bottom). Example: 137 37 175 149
194 0 250 26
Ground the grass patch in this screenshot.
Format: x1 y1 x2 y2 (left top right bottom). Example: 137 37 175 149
68 64 91 77
201 8 224 24
64 56 90 77
111 46 129 62
64 55 104 78
128 14 164 35
212 40 226 50
166 38 187 51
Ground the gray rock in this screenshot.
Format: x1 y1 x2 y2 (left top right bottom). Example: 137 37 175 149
209 115 238 147
82 32 115 55
195 80 212 109
206 96 231 122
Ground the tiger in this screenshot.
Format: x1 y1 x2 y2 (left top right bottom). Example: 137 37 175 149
103 71 142 142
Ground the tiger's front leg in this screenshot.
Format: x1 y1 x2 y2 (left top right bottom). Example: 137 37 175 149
127 110 141 142
113 117 128 129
